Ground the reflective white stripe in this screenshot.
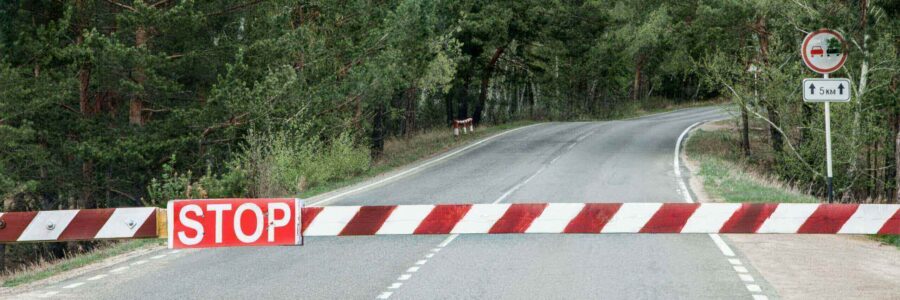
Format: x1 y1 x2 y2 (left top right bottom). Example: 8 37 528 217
601 203 662 233
18 210 79 241
525 203 584 233
303 206 360 236
95 208 156 238
451 204 510 234
376 205 435 235
756 204 819 233
838 204 899 234
681 203 741 233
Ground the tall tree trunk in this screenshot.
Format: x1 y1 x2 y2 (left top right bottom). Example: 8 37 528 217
473 46 506 125
741 104 751 157
402 87 417 138
893 52 899 203
370 101 386 159
76 20 95 209
849 0 870 186
632 54 644 101
457 75 471 120
129 26 147 126
444 89 454 126
895 110 899 203
800 103 813 147
754 16 781 154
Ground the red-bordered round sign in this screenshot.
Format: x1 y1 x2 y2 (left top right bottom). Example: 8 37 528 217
801 29 847 74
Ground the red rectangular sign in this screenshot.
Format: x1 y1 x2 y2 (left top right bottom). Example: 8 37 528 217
167 198 302 249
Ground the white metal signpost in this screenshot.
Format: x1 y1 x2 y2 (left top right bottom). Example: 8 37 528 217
801 29 849 202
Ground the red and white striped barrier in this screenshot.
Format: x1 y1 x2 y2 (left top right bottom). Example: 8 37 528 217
452 118 474 136
300 203 900 236
2 202 897 245
0 208 159 243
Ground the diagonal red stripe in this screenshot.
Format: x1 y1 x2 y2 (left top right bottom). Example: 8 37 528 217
489 203 547 233
640 203 699 233
300 207 324 234
134 211 158 238
340 206 397 236
564 203 622 233
0 212 38 242
719 203 779 233
878 208 900 235
414 204 471 234
797 204 858 233
58 209 115 240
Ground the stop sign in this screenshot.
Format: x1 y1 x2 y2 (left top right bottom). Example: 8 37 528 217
167 198 302 249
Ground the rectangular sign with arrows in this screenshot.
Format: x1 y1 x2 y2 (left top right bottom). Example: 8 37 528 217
802 78 851 102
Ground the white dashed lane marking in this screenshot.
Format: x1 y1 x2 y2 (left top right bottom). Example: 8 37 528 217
63 282 85 289
36 291 59 298
131 260 148 266
87 274 107 281
28 249 181 298
372 127 588 299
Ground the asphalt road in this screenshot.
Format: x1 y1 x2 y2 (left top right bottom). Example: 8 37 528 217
17 106 777 299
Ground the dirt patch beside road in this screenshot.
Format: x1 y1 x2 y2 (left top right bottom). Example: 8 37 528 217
685 121 900 300
725 234 900 300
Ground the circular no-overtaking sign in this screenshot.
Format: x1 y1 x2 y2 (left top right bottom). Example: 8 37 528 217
801 29 847 74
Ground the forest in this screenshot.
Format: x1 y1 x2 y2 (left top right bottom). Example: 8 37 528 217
0 1 898 270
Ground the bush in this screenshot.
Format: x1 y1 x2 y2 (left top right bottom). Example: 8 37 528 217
229 129 370 197
144 156 250 206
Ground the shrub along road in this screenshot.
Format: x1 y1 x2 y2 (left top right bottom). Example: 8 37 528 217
15 107 780 299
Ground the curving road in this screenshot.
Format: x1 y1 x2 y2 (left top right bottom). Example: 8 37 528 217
17 106 778 299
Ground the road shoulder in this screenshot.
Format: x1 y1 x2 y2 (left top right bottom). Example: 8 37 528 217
684 121 900 300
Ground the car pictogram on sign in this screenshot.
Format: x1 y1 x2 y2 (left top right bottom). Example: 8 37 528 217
810 46 824 57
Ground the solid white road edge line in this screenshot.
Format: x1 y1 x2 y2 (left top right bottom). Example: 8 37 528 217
674 120 766 300
311 123 542 207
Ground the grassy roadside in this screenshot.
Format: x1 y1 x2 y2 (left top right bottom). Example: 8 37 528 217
298 120 535 199
0 122 530 288
685 119 899 248
1 101 719 288
1 239 163 288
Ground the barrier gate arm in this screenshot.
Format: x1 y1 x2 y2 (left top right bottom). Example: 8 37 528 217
1 202 898 244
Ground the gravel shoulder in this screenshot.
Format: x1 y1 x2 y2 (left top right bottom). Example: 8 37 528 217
685 122 900 300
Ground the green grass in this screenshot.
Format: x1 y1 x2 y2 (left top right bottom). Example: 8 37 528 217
1 239 163 287
686 123 899 248
298 120 535 199
695 154 818 204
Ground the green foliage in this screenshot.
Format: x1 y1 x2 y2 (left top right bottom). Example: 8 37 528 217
230 129 370 198
2 0 897 271
698 0 900 201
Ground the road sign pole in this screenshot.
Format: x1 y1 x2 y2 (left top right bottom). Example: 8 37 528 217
823 73 834 202
801 28 846 203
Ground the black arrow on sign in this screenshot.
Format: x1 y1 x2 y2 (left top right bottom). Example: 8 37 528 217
838 83 844 95
809 84 816 95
